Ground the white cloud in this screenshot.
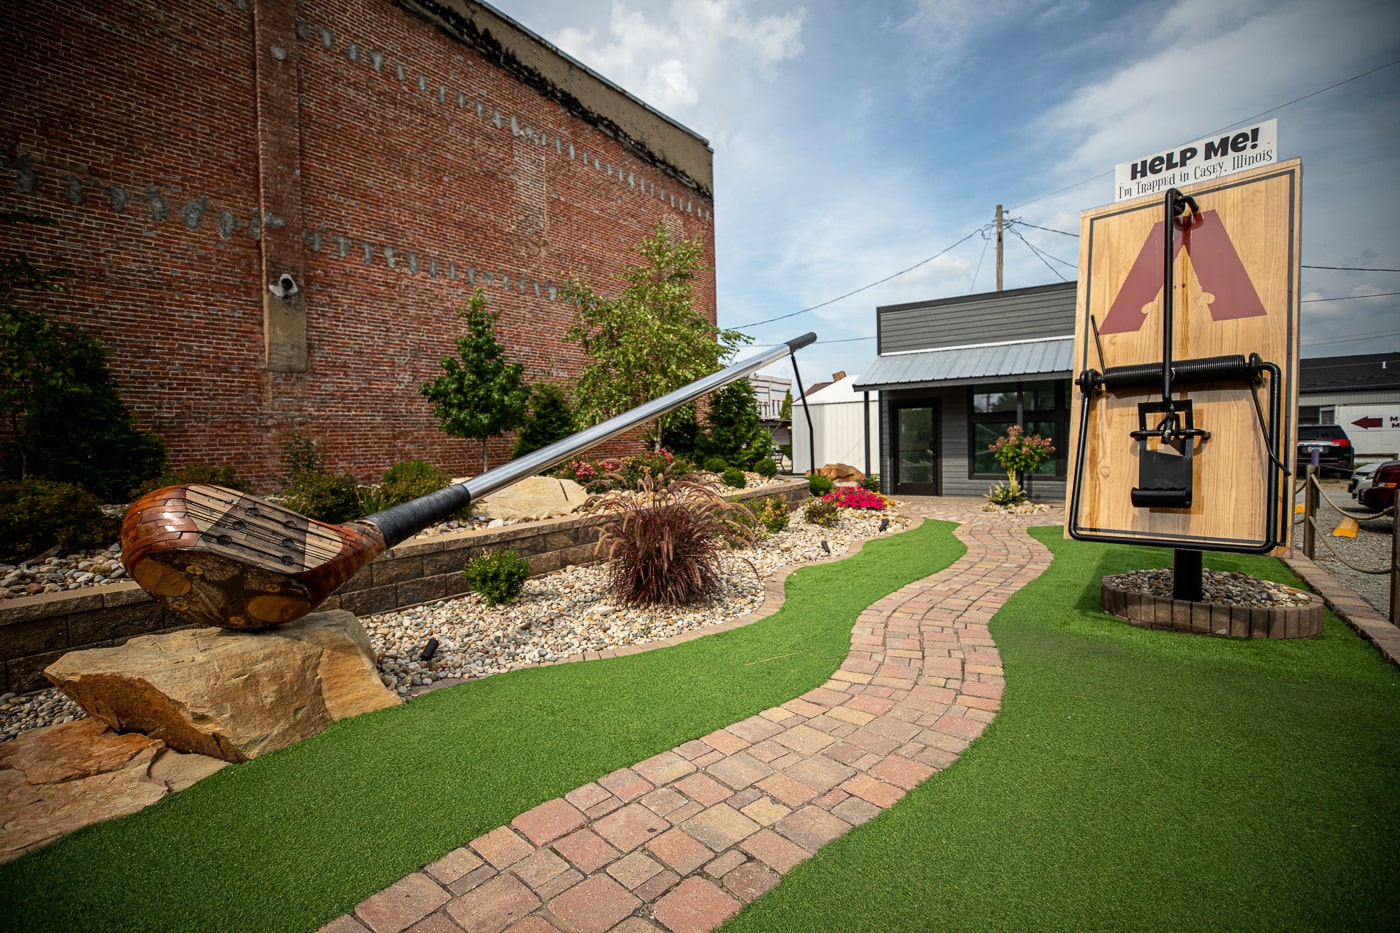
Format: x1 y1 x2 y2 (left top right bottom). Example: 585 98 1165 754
552 0 805 130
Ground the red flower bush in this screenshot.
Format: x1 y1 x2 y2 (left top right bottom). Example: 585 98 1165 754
822 485 888 510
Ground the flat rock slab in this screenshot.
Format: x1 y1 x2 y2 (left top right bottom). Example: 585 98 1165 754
472 476 588 521
45 610 400 763
0 718 228 863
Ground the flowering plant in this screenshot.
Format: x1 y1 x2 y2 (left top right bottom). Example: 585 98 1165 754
986 425 1054 504
823 485 888 511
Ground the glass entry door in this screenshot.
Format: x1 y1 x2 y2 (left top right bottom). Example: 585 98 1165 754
894 404 940 496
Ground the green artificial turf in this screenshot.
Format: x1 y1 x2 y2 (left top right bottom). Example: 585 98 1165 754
724 529 1400 932
0 520 964 933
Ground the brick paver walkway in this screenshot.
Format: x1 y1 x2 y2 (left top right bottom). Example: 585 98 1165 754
322 499 1059 933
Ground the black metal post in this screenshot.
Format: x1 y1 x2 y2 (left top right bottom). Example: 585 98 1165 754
1173 548 1204 602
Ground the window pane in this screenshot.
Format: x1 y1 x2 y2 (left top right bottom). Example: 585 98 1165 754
972 421 1009 474
1026 421 1058 475
972 383 1019 413
1025 381 1057 412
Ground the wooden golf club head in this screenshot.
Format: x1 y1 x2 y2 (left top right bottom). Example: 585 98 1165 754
120 484 386 631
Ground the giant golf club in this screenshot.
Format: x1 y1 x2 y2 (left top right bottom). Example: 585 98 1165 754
121 333 817 631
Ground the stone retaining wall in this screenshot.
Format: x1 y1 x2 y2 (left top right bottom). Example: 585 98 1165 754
0 480 809 694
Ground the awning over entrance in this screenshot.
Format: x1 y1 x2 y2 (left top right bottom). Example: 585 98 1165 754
852 336 1075 391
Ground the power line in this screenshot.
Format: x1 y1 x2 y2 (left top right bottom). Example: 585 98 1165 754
1009 219 1079 239
1008 226 1069 281
733 227 985 329
1303 329 1400 348
1303 264 1400 273
1301 291 1400 303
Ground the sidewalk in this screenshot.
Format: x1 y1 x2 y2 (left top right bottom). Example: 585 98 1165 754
322 500 1057 933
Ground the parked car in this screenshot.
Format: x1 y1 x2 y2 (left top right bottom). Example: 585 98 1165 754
1355 460 1400 512
1349 461 1382 499
1296 424 1355 477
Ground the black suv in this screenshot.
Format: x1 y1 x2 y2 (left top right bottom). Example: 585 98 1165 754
1296 424 1354 477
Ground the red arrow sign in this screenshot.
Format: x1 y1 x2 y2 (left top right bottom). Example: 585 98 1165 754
1099 210 1268 334
1352 416 1383 429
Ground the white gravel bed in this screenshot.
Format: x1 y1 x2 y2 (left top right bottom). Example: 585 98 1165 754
366 508 908 695
2 503 909 741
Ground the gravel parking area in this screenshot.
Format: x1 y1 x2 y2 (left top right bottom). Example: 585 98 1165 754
1298 478 1394 618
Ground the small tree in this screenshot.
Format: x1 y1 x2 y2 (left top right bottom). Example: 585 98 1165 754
420 290 529 473
512 382 576 459
561 223 750 452
779 388 792 420
986 425 1055 505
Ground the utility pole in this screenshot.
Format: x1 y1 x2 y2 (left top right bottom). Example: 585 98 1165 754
995 204 1004 292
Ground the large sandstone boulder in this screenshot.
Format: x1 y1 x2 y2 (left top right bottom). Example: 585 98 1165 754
813 463 866 482
0 718 228 863
472 475 588 521
44 610 399 763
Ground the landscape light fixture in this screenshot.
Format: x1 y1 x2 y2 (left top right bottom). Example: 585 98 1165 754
420 638 439 662
820 540 830 555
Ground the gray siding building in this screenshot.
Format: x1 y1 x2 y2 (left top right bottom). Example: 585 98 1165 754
855 282 1076 499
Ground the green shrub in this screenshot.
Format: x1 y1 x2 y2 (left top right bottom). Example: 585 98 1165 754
463 549 531 606
859 474 880 492
753 457 778 479
131 464 246 500
284 471 361 524
702 456 728 474
512 383 576 459
2 250 166 501
984 481 1027 506
803 497 840 527
380 459 450 508
721 466 747 489
755 496 790 534
808 474 834 497
590 465 751 606
0 478 119 562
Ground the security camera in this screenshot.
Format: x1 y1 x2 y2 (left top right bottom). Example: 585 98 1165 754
269 274 299 298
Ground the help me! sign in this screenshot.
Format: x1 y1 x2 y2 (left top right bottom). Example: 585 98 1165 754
1115 120 1277 201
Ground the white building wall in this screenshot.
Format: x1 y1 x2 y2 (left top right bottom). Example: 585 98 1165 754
792 376 880 475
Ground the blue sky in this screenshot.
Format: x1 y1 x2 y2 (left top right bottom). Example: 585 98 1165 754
497 0 1400 383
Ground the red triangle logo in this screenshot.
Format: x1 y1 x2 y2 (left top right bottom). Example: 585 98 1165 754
1098 210 1268 335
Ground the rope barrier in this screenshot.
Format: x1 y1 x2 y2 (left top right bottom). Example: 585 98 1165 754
1307 473 1396 519
1303 515 1392 575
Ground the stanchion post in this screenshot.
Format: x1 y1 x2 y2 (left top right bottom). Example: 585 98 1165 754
1303 465 1317 559
1390 508 1398 626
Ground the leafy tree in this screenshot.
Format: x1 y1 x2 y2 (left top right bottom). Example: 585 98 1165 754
420 289 529 473
512 382 576 459
561 223 750 452
2 243 165 500
706 380 770 468
779 388 792 420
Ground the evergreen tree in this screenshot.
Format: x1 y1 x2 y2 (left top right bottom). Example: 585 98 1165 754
511 382 576 459
420 290 529 473
779 388 792 420
706 380 770 468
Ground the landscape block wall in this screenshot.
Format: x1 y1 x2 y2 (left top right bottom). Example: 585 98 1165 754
0 0 716 489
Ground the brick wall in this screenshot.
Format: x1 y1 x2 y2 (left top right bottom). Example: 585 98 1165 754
0 0 717 490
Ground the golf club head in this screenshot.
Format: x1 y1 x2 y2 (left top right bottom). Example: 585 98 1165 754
120 484 386 630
